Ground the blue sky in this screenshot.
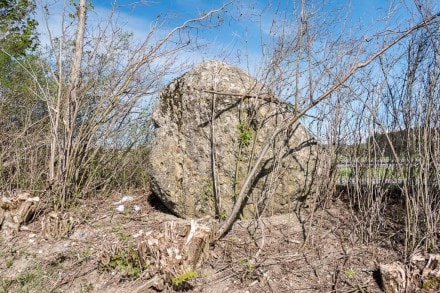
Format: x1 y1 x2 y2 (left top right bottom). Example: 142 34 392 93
36 0 431 100
40 0 430 68
37 0 438 75
36 0 439 98
37 0 436 85
78 0 423 70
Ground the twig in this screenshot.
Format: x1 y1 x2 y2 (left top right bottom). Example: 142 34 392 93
202 89 292 108
210 73 221 217
50 264 98 292
253 217 266 260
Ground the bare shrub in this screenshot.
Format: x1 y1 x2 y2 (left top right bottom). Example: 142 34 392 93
1 0 229 208
215 1 440 245
332 5 440 257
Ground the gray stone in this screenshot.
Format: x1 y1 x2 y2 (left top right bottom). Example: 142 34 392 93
149 61 318 218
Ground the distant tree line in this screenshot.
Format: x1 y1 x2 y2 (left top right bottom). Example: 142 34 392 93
368 128 440 159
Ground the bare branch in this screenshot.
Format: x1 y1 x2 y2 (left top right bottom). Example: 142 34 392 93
215 11 440 240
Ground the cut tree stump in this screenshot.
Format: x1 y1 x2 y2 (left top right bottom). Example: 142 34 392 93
380 253 440 292
0 191 39 236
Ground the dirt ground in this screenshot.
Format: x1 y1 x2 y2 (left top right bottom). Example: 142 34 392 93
0 189 401 292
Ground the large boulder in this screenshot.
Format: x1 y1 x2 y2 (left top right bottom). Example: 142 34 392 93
149 61 318 219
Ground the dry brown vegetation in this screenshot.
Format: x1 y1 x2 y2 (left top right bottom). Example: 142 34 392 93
0 189 401 292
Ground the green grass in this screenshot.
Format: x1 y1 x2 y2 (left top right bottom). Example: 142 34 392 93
337 165 402 180
0 263 47 293
172 271 198 288
337 167 354 179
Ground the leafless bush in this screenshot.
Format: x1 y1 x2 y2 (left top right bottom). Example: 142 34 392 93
1 0 229 208
215 1 440 245
331 5 440 257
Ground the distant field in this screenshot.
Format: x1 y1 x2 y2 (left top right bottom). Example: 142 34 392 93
335 160 426 188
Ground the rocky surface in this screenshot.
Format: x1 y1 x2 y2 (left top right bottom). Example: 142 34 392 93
149 60 318 219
